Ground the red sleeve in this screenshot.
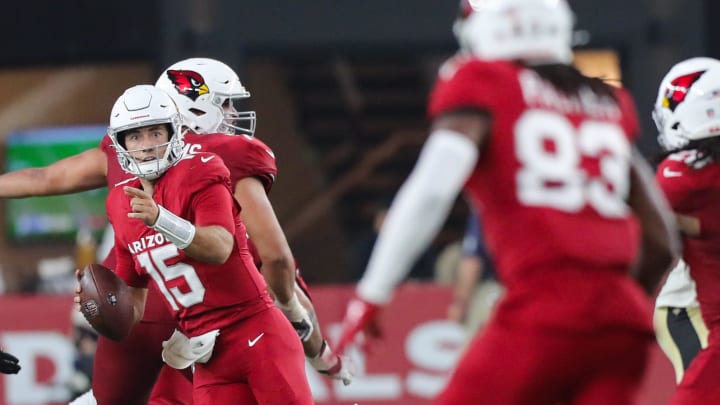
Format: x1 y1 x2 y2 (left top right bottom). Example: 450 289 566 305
613 88 641 142
99 134 110 149
428 58 511 119
105 187 149 289
190 182 237 235
101 245 117 270
656 155 694 212
225 137 278 193
113 236 149 289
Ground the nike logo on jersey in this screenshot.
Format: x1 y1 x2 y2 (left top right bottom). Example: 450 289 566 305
200 155 215 163
265 149 275 159
663 167 683 178
248 332 265 347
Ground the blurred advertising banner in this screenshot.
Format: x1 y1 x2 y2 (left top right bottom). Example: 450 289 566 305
306 283 676 405
306 283 465 405
0 296 75 405
0 283 674 405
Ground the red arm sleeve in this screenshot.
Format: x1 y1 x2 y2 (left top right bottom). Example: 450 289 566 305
105 186 149 288
191 182 237 235
656 157 694 212
113 229 149 289
225 138 278 194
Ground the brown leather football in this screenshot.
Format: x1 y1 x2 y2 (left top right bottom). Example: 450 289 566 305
78 263 135 341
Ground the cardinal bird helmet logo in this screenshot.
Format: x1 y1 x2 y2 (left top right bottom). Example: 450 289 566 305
165 70 210 101
663 70 706 112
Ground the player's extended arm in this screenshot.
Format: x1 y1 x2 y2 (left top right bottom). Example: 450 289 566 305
0 147 107 197
234 177 296 304
337 111 488 353
628 149 681 295
235 177 352 384
181 226 234 264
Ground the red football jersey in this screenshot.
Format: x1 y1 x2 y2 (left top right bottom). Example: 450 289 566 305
100 133 278 320
106 152 273 336
657 152 720 328
429 57 649 331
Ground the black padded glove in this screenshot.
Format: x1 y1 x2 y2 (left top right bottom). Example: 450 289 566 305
0 350 20 374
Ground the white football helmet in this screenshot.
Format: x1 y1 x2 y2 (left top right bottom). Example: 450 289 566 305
155 58 256 136
108 85 186 180
653 57 720 151
453 0 574 64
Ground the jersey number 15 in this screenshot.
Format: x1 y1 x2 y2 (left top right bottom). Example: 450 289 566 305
136 244 206 310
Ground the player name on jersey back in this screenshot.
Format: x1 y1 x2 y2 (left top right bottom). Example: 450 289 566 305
519 70 620 120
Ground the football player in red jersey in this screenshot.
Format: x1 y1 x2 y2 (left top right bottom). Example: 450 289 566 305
652 57 720 404
0 58 349 405
156 58 350 387
336 1 679 404
76 84 313 404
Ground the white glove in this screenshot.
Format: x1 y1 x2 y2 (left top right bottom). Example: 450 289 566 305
161 329 219 369
276 294 314 341
68 389 97 405
309 340 354 386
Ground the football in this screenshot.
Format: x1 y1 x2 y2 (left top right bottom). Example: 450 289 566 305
78 263 135 341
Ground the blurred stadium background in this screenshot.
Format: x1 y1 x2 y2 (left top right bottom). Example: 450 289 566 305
0 0 713 403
